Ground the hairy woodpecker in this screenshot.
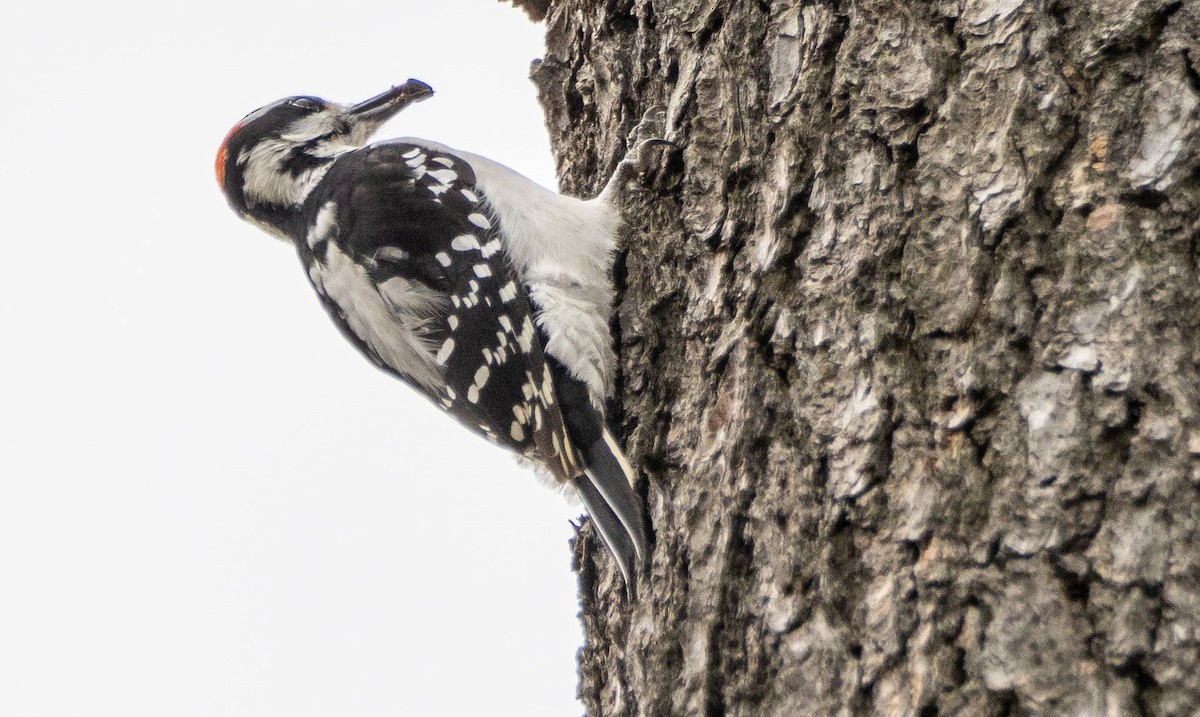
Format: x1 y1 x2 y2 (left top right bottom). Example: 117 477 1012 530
215 79 662 597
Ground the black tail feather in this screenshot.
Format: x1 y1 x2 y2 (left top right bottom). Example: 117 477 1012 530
573 471 642 600
586 433 649 562
574 428 650 599
541 355 649 597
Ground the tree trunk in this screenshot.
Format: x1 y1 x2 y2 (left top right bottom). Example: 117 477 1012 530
507 1 1200 714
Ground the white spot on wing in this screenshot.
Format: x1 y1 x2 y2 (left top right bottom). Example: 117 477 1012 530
517 316 535 353
307 202 338 249
374 246 409 263
499 282 518 303
428 168 458 184
541 365 555 405
436 251 452 267
468 213 491 229
436 338 455 365
473 264 492 278
451 235 481 252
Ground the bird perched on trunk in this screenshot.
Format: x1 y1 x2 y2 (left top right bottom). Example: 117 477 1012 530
215 79 665 597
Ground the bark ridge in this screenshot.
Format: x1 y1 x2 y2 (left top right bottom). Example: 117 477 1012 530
513 1 1200 715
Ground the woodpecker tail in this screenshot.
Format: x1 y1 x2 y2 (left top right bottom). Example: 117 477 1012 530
571 427 650 600
542 353 650 598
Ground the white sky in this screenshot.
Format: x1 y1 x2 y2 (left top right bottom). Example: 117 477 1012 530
1 3 588 715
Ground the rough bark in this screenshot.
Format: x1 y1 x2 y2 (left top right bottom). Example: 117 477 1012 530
503 0 550 21
508 0 1200 715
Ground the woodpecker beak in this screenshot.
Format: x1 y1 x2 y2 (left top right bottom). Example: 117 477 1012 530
345 79 434 132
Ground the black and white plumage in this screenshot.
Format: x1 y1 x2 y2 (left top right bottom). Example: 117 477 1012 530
215 80 653 596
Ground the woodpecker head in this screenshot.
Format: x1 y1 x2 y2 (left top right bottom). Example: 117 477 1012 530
216 79 434 236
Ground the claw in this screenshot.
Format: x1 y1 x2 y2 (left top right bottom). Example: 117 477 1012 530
599 104 675 201
639 138 678 151
625 105 668 152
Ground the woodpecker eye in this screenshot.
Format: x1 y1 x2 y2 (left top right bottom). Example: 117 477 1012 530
289 98 321 111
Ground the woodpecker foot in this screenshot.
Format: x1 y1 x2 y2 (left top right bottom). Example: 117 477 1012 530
624 105 670 167
599 105 675 201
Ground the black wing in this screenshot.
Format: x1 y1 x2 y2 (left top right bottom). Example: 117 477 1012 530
298 142 581 482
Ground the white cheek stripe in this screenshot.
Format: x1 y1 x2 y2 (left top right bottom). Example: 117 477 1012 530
240 139 336 208
239 112 356 208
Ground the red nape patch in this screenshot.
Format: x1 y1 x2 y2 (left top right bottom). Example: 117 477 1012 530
215 121 245 188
